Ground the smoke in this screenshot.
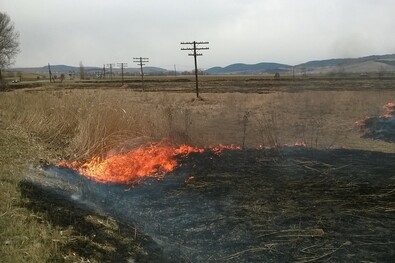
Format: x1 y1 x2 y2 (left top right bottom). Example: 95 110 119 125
331 34 371 59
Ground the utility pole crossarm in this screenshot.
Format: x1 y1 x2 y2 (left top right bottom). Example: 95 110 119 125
133 57 149 91
180 41 209 98
181 41 209 44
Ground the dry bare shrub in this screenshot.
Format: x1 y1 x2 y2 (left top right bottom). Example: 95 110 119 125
254 108 282 148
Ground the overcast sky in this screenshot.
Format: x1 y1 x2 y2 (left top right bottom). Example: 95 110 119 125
2 0 395 70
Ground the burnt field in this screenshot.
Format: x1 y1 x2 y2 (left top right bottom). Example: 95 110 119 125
22 147 395 262
1 77 395 262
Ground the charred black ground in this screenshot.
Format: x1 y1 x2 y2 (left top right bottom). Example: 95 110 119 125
362 115 395 143
21 148 395 262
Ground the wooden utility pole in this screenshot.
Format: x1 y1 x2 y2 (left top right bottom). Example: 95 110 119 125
181 41 209 98
103 64 106 79
133 57 149 91
292 66 295 81
107 63 115 80
48 63 54 83
117 62 128 84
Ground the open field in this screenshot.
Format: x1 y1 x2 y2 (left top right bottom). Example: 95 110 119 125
0 77 394 262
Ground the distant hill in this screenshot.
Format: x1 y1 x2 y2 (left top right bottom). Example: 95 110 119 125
205 54 395 75
11 54 395 76
296 54 395 68
206 62 291 75
11 65 169 74
295 54 395 74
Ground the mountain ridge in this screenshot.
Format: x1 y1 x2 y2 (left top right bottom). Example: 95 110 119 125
206 54 395 74
10 54 395 75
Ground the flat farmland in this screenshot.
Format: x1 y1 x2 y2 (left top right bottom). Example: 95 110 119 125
0 77 394 262
6 77 395 155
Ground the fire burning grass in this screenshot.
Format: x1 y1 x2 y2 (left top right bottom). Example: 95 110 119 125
58 142 240 184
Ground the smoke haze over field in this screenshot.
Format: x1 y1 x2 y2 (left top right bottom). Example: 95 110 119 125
2 0 395 69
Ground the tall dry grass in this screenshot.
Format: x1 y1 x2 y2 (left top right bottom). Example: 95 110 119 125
1 88 395 162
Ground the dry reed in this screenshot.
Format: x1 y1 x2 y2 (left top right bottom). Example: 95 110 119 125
1 88 394 162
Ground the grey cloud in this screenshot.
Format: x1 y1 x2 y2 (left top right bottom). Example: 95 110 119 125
2 0 395 68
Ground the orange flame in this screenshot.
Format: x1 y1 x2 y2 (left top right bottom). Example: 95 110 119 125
380 102 395 119
384 102 395 111
354 116 370 127
58 143 238 184
210 144 241 155
354 102 395 125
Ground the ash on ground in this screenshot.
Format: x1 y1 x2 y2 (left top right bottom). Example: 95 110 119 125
22 148 395 262
359 102 395 143
361 115 395 143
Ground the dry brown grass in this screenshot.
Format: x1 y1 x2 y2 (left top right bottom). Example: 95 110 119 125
1 87 395 162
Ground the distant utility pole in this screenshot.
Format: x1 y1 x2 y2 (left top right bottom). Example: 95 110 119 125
107 63 115 80
133 57 149 91
117 63 128 84
181 41 209 98
292 66 295 81
103 64 106 79
48 63 54 83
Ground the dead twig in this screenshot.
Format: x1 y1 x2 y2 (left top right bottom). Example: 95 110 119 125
295 243 344 263
361 189 395 198
223 246 270 261
300 244 322 255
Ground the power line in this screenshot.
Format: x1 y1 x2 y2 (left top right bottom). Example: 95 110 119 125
133 57 149 91
181 41 209 98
